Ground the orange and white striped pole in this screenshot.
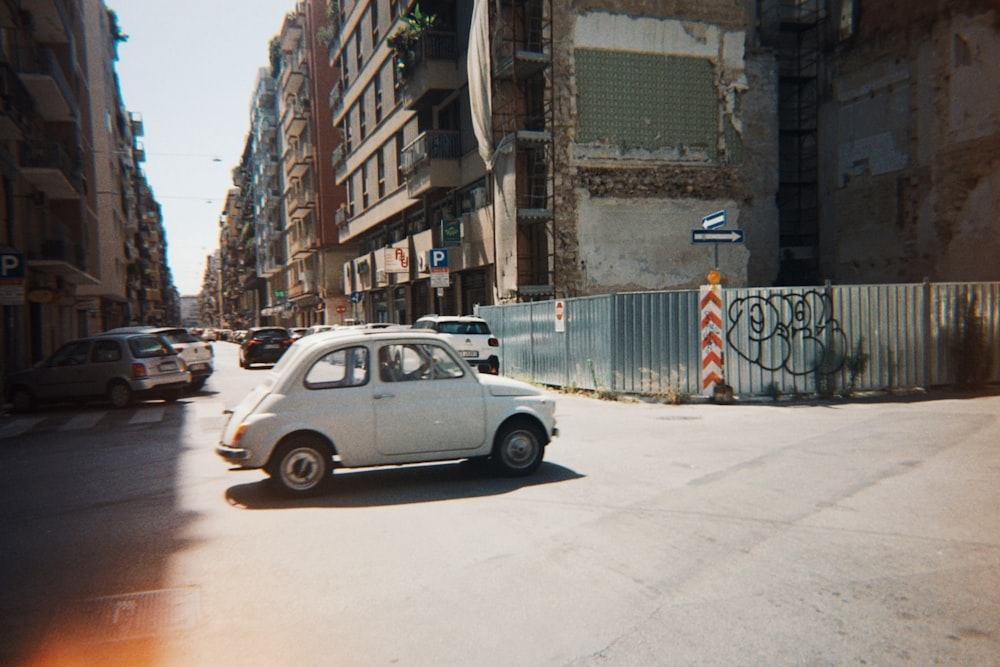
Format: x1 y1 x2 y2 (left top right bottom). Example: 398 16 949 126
700 271 724 395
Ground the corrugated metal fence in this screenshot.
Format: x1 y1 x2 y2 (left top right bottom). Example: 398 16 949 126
479 281 1000 397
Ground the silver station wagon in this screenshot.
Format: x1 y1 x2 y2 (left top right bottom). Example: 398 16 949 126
216 330 558 496
5 333 191 411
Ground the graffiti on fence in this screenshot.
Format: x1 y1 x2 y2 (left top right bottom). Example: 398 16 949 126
727 290 848 375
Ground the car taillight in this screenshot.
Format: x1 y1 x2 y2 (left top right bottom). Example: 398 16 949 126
488 336 499 347
131 363 147 378
283 338 293 345
247 340 261 347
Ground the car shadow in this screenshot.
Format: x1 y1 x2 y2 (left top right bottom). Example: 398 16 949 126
224 460 583 509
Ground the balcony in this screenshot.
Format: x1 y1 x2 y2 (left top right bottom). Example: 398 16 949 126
0 63 34 139
329 80 345 123
284 143 314 180
129 111 144 137
18 140 82 199
398 31 461 110
25 0 72 44
280 52 307 95
18 47 77 121
280 96 309 137
284 186 315 219
400 130 461 197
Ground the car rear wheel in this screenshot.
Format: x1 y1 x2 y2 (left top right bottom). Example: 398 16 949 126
267 435 332 496
108 381 133 409
10 387 34 413
492 421 545 476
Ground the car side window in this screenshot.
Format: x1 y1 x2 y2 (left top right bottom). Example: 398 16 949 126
92 340 122 363
378 343 464 382
50 341 92 366
305 346 369 389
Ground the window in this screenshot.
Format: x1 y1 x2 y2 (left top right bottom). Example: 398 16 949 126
93 340 122 363
50 341 92 366
354 26 363 70
395 131 404 184
374 71 383 124
377 148 386 198
361 162 369 209
305 346 369 389
359 97 367 139
378 343 465 382
370 1 380 42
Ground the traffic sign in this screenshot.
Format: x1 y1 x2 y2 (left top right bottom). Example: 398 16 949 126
701 210 726 230
429 248 448 269
691 229 744 244
349 291 363 304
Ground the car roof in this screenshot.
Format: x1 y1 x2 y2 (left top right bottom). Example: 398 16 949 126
289 329 447 353
415 314 487 322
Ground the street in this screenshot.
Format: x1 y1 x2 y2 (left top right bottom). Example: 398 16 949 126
1 341 999 666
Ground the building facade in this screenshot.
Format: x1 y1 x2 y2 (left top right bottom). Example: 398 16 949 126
206 0 1000 326
1 0 173 386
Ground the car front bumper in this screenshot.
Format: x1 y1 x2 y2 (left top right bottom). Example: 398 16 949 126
216 443 251 464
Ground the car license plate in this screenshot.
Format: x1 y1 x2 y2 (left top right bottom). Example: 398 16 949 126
159 361 177 371
190 363 206 371
264 344 279 349
461 351 476 358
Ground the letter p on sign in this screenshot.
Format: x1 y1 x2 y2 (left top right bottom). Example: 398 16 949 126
1 252 25 280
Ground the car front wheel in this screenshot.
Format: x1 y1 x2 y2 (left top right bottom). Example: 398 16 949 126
492 421 545 476
267 435 332 496
108 381 133 409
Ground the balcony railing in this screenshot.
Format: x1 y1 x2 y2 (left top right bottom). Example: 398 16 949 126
18 140 82 198
400 130 461 174
0 62 34 138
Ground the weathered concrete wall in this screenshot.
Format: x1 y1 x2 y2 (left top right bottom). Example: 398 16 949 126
552 1 778 295
821 6 1000 282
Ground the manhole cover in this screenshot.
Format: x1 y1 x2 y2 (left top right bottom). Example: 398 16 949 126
47 586 200 644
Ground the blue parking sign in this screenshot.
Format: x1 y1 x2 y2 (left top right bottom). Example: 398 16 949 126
429 248 448 269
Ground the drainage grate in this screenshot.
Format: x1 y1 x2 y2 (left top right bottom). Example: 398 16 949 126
48 586 201 644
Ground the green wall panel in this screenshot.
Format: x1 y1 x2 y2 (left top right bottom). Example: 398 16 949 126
576 49 719 155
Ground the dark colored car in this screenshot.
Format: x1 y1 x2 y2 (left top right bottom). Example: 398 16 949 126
239 327 293 368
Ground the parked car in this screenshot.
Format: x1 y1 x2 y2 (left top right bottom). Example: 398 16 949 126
289 327 309 341
106 326 215 391
216 330 557 496
411 314 500 373
239 326 293 368
5 333 190 412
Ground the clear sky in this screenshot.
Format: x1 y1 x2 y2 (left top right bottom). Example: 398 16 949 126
109 1 296 296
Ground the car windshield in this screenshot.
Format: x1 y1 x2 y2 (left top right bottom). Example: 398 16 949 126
437 321 490 335
128 335 172 358
160 330 200 345
254 329 288 341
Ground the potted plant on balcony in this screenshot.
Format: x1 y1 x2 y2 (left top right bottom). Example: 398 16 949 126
387 4 438 80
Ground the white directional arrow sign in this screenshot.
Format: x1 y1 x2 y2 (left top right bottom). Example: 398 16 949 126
701 210 726 229
691 229 745 243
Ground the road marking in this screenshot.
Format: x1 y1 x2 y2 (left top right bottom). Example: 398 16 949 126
0 417 45 439
59 412 105 431
129 406 165 424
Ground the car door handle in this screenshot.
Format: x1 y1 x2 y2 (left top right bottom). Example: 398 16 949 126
373 392 394 399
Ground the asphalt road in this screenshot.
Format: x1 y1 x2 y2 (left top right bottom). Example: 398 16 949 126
1 341 998 666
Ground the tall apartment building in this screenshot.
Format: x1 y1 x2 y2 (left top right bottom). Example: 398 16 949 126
1 0 171 379
270 0 354 329
249 67 286 320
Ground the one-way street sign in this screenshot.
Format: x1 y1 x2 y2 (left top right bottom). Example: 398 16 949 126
691 229 745 244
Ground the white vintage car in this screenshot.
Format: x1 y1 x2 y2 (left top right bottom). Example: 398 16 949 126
216 330 558 496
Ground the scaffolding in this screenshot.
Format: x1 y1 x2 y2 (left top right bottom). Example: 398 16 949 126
491 0 555 299
761 0 823 285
